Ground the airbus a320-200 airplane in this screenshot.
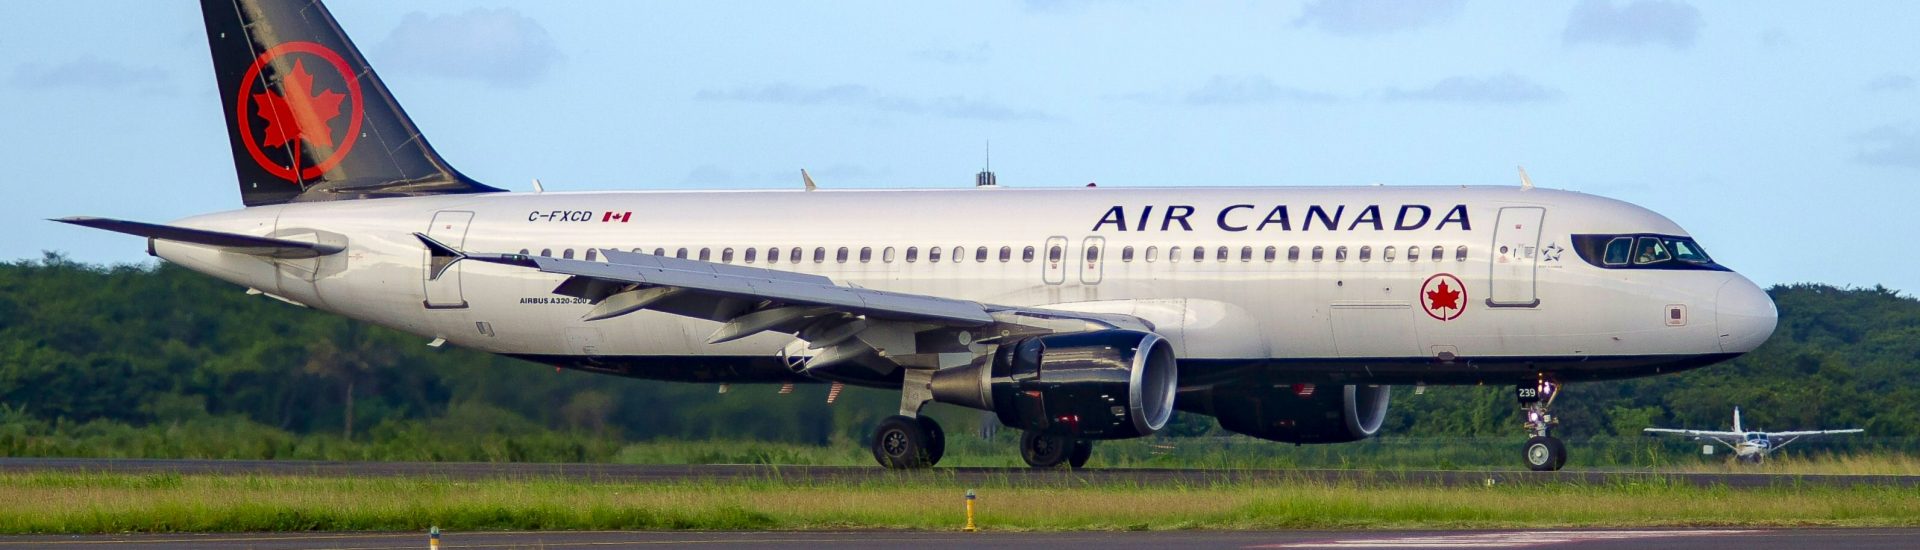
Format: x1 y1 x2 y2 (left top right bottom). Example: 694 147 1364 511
59 0 1779 472
1645 408 1863 463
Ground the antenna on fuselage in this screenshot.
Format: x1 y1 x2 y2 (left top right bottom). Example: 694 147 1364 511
1517 166 1534 191
532 178 545 193
802 169 817 191
976 140 998 187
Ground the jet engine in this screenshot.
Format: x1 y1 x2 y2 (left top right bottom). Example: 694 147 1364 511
931 330 1177 439
1190 383 1391 444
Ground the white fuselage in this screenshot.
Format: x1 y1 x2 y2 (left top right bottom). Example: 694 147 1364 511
152 185 1777 387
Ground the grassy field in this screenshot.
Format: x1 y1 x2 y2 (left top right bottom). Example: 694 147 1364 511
0 471 1916 534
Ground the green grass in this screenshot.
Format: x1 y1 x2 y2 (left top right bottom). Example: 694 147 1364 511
0 471 1916 534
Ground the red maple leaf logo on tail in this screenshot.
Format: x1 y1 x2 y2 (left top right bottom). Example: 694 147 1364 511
1426 280 1461 311
253 59 344 157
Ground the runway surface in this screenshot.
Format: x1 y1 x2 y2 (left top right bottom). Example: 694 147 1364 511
1 529 1915 549
1 457 1916 488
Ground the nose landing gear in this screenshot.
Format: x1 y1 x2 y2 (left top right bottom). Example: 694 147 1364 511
1518 378 1567 471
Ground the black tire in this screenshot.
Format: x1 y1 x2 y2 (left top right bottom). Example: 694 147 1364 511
1524 435 1567 471
1068 440 1094 470
871 415 932 469
917 416 946 467
1020 430 1073 468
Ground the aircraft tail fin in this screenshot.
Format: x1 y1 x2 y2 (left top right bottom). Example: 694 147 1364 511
1733 407 1743 433
199 0 502 207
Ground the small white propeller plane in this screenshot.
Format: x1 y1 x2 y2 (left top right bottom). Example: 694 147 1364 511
1644 408 1863 463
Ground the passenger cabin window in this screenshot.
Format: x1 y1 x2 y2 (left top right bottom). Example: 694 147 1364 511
906 247 919 262
1169 246 1182 262
1603 237 1632 266
813 247 826 263
1634 237 1671 264
1146 246 1160 262
929 247 943 263
540 248 552 257
1384 246 1396 262
1358 246 1372 262
790 248 803 263
1430 246 1443 262
1216 246 1229 262
1122 246 1135 262
1311 246 1324 262
1193 246 1206 262
1334 246 1348 262
859 247 872 263
652 248 665 257
1406 245 1419 262
676 248 689 259
745 248 758 263
999 246 1012 262
837 247 850 263
721 248 734 263
564 249 576 260
1240 246 1253 262
699 248 711 261
1455 246 1468 262
766 247 779 263
1023 246 1036 262
953 246 965 263
519 249 530 256
1264 246 1277 262
883 247 896 263
1288 246 1300 262
586 249 598 262
975 247 989 263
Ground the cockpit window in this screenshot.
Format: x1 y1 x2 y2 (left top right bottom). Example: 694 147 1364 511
1634 237 1671 265
1572 234 1727 272
1669 238 1712 264
1602 237 1632 266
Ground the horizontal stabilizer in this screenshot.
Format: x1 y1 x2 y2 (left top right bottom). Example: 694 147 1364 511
54 216 343 259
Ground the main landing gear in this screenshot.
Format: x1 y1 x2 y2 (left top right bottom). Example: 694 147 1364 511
1518 378 1568 471
1019 431 1093 469
871 369 946 469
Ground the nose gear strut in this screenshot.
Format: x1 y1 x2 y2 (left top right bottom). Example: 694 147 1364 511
1518 377 1567 471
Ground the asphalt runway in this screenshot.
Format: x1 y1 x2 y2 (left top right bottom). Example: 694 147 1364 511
1 529 1915 549
1 457 1916 488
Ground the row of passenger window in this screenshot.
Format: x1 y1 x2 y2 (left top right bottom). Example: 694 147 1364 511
520 244 1471 266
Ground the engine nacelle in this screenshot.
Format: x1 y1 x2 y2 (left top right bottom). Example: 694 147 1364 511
1193 384 1390 444
931 330 1177 440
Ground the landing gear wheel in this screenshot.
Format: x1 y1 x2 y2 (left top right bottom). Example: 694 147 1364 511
871 415 933 469
1020 431 1073 468
1524 436 1567 471
1068 440 1094 470
916 416 946 467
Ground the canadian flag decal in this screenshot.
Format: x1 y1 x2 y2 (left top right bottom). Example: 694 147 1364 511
602 211 632 223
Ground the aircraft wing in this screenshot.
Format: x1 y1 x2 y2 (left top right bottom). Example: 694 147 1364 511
1643 428 1743 438
419 235 1151 373
1766 429 1865 438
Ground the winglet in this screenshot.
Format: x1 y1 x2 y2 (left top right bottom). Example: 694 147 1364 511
414 232 467 281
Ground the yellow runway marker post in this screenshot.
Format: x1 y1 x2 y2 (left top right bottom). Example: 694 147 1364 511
964 489 978 532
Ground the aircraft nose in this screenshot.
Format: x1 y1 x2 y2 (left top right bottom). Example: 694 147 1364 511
1715 275 1777 354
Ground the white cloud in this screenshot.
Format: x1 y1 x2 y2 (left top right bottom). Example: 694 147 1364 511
1852 124 1920 169
1866 74 1914 92
1183 75 1336 105
1382 74 1562 104
1293 0 1466 35
375 8 563 88
1563 0 1703 49
695 84 1049 121
9 56 168 92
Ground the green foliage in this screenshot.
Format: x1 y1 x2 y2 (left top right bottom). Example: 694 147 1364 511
0 257 1916 465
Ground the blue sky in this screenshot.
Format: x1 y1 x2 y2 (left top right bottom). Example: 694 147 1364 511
2 1 1915 292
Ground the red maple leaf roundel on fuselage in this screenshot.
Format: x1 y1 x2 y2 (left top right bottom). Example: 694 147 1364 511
254 59 344 150
1421 273 1466 321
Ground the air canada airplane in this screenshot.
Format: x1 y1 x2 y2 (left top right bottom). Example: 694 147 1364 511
1645 408 1863 463
58 0 1778 472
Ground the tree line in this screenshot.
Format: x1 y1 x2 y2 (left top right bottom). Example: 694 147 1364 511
1 253 1914 460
